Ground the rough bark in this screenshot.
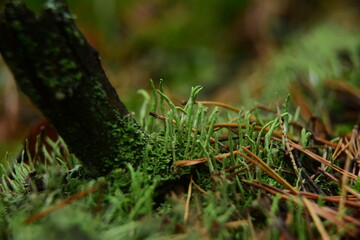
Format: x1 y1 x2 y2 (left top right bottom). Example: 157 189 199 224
0 0 147 175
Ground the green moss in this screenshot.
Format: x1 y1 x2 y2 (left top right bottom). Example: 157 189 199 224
10 20 21 31
17 33 38 54
1 81 357 239
352 177 360 194
64 26 86 45
59 58 77 72
91 79 108 99
107 115 147 157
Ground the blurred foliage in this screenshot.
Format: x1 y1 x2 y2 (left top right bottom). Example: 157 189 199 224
9 0 251 95
239 23 360 105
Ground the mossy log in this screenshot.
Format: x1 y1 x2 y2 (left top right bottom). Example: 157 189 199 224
0 1 147 175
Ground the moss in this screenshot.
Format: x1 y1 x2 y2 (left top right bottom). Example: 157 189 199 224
91 79 108 99
17 33 38 54
64 26 86 46
101 114 147 170
10 20 21 31
59 58 77 72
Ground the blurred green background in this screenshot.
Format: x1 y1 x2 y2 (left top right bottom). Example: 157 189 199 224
1 0 360 156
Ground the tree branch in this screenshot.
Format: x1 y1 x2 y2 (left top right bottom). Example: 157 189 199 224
0 0 147 175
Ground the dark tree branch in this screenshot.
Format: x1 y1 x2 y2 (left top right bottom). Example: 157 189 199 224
0 0 147 175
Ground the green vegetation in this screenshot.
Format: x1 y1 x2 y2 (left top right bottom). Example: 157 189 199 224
1 72 360 239
1 1 360 239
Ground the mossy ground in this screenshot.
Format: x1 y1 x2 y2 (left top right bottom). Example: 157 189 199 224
1 77 360 239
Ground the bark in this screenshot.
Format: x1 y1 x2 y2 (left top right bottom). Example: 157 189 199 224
0 0 147 175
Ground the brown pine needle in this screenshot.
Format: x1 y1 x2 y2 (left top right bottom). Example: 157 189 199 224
245 180 360 208
240 147 298 195
194 101 241 113
299 191 360 208
249 179 360 236
191 178 208 195
289 141 357 179
173 151 237 166
242 179 292 200
314 204 360 227
312 136 338 147
23 184 102 224
339 155 351 219
173 158 207 166
302 197 331 240
176 147 298 194
332 138 343 161
304 199 360 238
210 123 297 141
319 169 360 201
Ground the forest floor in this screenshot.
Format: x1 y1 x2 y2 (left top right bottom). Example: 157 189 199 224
1 1 360 239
